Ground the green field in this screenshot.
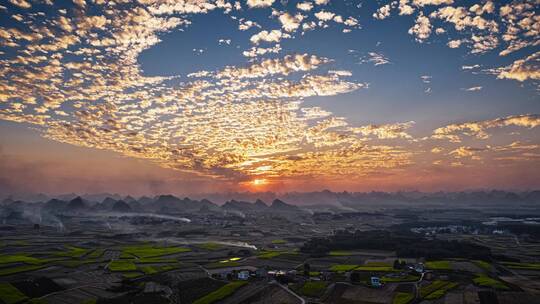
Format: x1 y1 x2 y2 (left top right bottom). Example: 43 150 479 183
300 281 327 297
122 272 144 279
87 249 105 259
365 262 392 267
140 266 159 275
330 264 359 272
140 263 182 274
257 251 283 259
393 292 414 304
420 280 458 299
136 257 177 264
473 260 493 271
193 281 247 304
355 266 396 272
121 245 190 258
0 282 28 304
271 239 287 244
0 264 47 276
425 260 452 270
197 243 223 251
502 262 540 270
328 250 355 256
219 257 242 263
0 254 45 265
55 245 91 258
57 259 99 268
205 261 240 269
381 274 420 282
108 260 137 272
473 275 509 290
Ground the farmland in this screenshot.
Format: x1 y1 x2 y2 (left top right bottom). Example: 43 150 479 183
0 193 539 304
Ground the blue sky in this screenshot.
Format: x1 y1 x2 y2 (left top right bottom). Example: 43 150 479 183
0 0 539 195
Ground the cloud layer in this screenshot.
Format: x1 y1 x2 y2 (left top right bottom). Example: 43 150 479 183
0 0 538 191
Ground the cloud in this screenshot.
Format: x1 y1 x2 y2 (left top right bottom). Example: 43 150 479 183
250 29 284 44
217 54 328 79
449 146 484 159
408 13 432 42
412 0 454 6
242 45 281 57
421 75 432 83
238 19 260 31
218 38 231 45
433 114 540 142
463 86 482 91
314 0 330 5
447 39 463 48
297 2 313 11
8 0 31 9
399 1 415 15
0 0 538 188
495 51 540 82
328 70 352 77
246 0 275 8
315 10 335 22
350 121 415 139
373 5 391 20
362 52 391 66
278 12 304 32
371 0 538 76
462 64 480 70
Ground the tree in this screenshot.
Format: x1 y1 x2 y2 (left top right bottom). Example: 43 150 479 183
350 271 361 282
303 263 311 276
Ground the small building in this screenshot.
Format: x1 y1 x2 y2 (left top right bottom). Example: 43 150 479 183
414 263 425 273
370 276 382 288
238 270 250 280
256 268 268 278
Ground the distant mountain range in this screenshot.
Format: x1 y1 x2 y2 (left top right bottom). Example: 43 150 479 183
3 190 540 206
1 190 540 226
0 194 306 217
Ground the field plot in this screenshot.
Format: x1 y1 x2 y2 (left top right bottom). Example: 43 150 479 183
340 283 398 303
108 260 137 272
177 278 227 304
330 264 359 272
0 264 48 276
392 292 413 304
55 245 91 258
420 281 458 300
232 284 301 304
419 280 458 300
473 274 509 290
120 245 190 258
299 281 328 298
196 243 224 251
425 260 452 270
41 284 119 304
502 262 540 271
451 260 484 273
381 274 420 283
0 282 28 304
193 281 247 304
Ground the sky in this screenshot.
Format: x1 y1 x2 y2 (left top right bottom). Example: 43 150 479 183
0 0 539 196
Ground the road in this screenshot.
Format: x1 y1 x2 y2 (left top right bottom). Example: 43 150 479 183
272 281 306 304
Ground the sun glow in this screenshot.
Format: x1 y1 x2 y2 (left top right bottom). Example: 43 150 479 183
251 179 268 186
